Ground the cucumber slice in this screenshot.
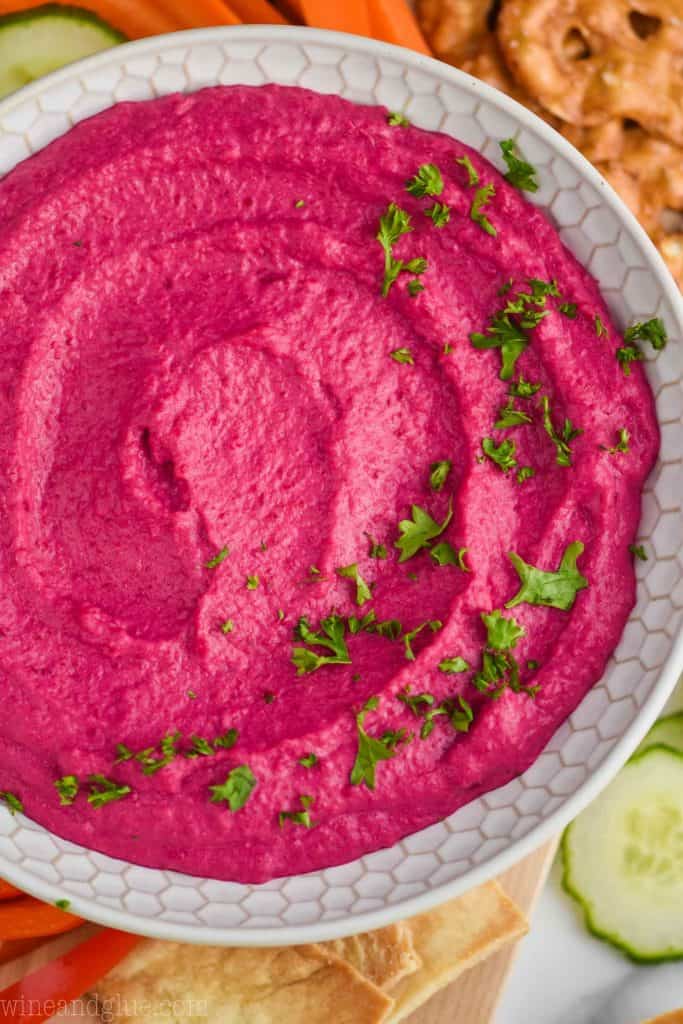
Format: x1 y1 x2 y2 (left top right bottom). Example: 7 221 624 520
635 712 683 757
562 745 683 962
0 4 124 100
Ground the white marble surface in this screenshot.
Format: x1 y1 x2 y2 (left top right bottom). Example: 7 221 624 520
497 681 683 1024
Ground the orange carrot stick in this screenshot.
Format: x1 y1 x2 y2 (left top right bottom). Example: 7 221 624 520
222 0 286 24
0 0 179 36
367 0 431 54
148 0 241 28
0 898 83 941
0 882 22 904
0 938 48 967
298 0 371 36
0 930 142 1024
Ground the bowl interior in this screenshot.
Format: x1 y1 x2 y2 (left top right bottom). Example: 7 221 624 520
0 26 681 945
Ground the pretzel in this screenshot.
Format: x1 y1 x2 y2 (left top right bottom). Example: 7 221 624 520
460 33 561 127
498 0 683 146
416 0 494 64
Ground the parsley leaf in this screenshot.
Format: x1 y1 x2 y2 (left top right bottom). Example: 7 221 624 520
495 399 532 428
134 732 180 776
456 154 479 186
429 459 452 491
246 575 259 590
481 437 517 473
87 775 131 809
439 656 470 673
601 427 630 455
430 541 461 566
471 312 528 380
624 317 667 351
541 396 582 466
299 753 319 768
516 466 535 483
220 619 234 635
206 546 229 569
509 375 541 398
395 499 453 562
0 792 23 815
470 183 497 236
499 138 538 192
337 563 373 606
388 110 410 126
457 547 471 572
425 202 451 227
214 730 239 750
629 543 648 561
398 688 435 715
505 541 588 611
367 536 388 559
186 736 214 758
406 163 444 198
391 347 414 365
367 618 402 640
279 794 315 828
55 899 71 911
595 314 607 337
559 302 577 318
350 697 400 790
616 344 644 374
292 614 351 674
210 765 257 812
421 695 474 738
403 619 442 661
377 202 413 297
482 609 525 651
55 775 79 806
407 278 425 297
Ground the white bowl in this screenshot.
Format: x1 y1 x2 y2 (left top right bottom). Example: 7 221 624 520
1 26 682 945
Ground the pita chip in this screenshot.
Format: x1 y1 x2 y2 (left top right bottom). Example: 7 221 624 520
321 921 421 990
93 940 392 1024
386 882 527 1023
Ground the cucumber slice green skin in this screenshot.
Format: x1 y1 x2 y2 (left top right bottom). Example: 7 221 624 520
562 745 683 964
634 712 683 759
0 4 125 101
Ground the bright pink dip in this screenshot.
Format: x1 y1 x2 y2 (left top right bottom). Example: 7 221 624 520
0 85 658 882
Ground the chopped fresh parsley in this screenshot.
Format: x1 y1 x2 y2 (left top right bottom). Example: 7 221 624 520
388 111 410 127
421 695 474 738
499 138 538 192
133 733 180 776
456 154 479 186
616 344 644 375
481 437 517 473
377 202 412 296
403 619 442 661
279 794 315 828
87 775 131 809
295 199 305 209
601 428 630 455
595 314 607 337
629 543 648 561
482 608 525 650
278 609 286 622
406 163 444 198
0 792 23 815
210 765 256 812
495 399 533 428
55 899 71 911
264 691 276 704
505 541 588 611
398 688 435 715
55 775 79 806
439 656 470 673
348 610 377 634
470 183 497 236
541 396 582 467
624 317 667 351
292 614 351 674
471 311 528 380
395 499 453 562
299 753 319 768
367 536 388 559
425 201 451 227
220 619 234 635
367 618 403 640
429 459 452 491
516 466 535 484
430 541 461 566
559 302 577 318
391 347 414 365
214 730 239 750
187 690 197 700
185 731 237 758
246 575 259 590
407 278 425 297
206 546 229 569
522 277 560 303
337 563 373 606
350 697 401 789
509 375 541 398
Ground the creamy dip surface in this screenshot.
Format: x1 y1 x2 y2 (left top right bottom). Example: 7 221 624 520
0 85 659 882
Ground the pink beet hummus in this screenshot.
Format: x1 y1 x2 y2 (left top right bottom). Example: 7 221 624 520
0 85 659 882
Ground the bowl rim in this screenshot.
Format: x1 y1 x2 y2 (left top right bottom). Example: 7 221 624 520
1 23 682 946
